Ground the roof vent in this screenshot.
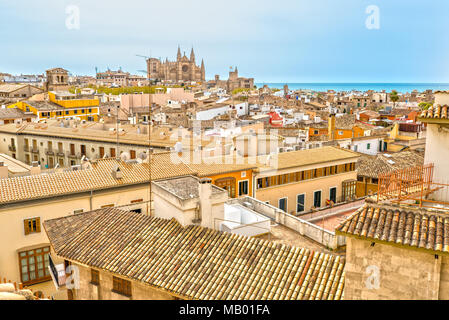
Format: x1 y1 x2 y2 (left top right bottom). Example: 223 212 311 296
112 165 123 179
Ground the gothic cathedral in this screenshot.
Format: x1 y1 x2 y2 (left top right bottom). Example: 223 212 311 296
146 46 205 82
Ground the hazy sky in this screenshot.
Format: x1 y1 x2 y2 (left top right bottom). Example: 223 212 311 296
1 0 449 82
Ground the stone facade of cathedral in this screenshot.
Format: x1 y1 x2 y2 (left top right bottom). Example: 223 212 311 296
146 47 205 83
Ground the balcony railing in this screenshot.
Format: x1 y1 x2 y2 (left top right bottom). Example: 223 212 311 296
45 149 54 156
31 147 39 154
56 150 65 157
23 145 30 152
8 145 16 152
67 151 81 159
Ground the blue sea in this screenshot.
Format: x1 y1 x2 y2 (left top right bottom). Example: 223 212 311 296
255 83 449 93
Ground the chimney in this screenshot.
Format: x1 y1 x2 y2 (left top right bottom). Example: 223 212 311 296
111 165 123 179
328 114 336 141
30 161 41 175
0 162 8 179
198 178 212 227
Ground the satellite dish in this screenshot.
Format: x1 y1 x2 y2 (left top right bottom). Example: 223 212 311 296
137 152 148 161
120 152 130 161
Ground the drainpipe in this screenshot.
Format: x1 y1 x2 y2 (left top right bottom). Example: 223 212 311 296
90 190 93 211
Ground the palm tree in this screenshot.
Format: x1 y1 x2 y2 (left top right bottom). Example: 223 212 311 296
390 90 399 107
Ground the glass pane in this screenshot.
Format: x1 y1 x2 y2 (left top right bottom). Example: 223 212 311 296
28 257 34 264
38 262 43 269
38 270 44 278
36 249 42 254
27 250 34 255
29 272 36 280
20 258 27 266
44 254 49 261
44 269 49 276
29 264 35 272
37 255 43 262
21 266 28 273
19 252 26 257
43 247 49 252
22 274 29 282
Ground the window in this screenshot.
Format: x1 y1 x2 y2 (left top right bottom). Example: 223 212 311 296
338 131 344 135
110 148 116 158
239 180 249 196
367 143 371 150
297 194 305 213
279 198 287 212
73 209 84 214
112 276 132 297
313 191 322 208
91 269 99 285
18 247 51 285
24 217 41 235
257 179 263 189
329 187 337 204
314 130 319 135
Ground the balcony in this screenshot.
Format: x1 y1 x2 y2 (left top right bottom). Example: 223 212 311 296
67 151 81 159
8 145 16 152
45 149 54 156
23 145 30 152
31 147 39 154
56 150 65 157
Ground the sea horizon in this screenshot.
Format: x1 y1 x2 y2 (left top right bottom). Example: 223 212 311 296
255 82 449 93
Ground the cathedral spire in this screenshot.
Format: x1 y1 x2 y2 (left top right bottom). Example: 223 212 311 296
201 59 205 81
177 45 181 61
190 47 195 63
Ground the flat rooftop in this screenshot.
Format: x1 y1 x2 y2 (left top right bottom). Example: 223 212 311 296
153 176 224 200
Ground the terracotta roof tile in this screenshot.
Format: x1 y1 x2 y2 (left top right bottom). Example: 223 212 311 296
419 105 449 121
336 203 449 254
44 208 346 300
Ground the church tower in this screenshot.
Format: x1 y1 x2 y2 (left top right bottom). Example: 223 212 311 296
201 59 205 81
177 45 181 61
190 48 195 64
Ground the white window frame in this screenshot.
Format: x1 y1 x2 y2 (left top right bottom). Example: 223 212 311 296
313 190 322 209
238 179 249 196
278 197 288 212
296 193 306 213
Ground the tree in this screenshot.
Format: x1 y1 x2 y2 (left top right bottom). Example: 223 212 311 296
418 102 432 110
390 90 399 107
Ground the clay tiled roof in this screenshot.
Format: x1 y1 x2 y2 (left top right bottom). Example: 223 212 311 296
44 208 346 300
356 151 424 179
336 203 449 254
255 146 359 171
0 154 195 205
419 105 449 121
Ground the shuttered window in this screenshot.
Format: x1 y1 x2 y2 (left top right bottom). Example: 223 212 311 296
112 276 132 297
24 217 41 235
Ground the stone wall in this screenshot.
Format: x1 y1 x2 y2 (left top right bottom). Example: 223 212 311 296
73 264 176 300
344 237 446 300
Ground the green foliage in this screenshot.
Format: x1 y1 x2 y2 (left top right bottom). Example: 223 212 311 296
232 88 252 95
418 102 433 110
390 90 399 103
